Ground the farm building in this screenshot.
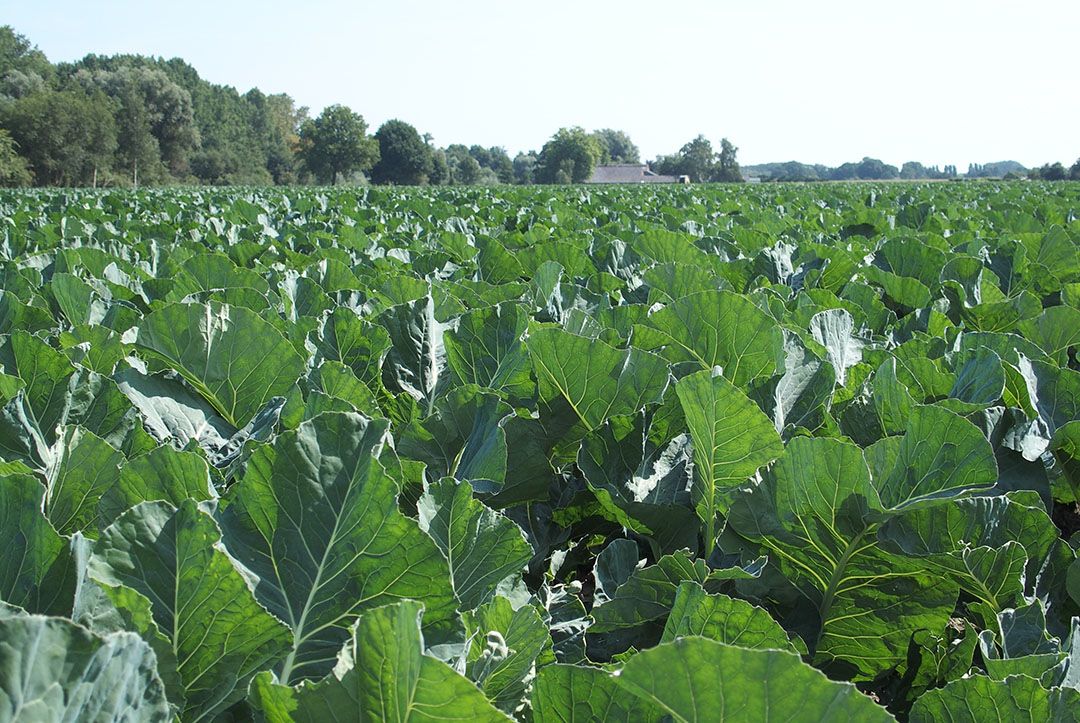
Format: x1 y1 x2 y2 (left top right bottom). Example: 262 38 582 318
587 164 688 184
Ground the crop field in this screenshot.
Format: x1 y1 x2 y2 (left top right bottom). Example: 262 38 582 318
0 181 1078 721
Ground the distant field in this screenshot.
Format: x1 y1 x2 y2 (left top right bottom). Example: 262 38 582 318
1 181 1078 721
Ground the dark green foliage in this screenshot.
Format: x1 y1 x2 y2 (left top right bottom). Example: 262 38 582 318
67 64 201 183
742 160 832 181
371 119 434 185
653 134 743 182
716 137 741 181
748 160 984 182
654 134 716 182
900 161 957 180
967 161 1026 178
1030 162 1070 181
429 147 449 185
536 126 603 183
0 26 312 187
468 145 514 183
592 128 640 164
76 65 198 174
0 128 30 185
298 104 379 184
445 145 483 184
513 151 538 184
831 156 900 180
2 87 116 185
0 25 54 96
443 144 512 185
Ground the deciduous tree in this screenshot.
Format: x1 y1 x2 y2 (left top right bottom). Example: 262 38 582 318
654 135 715 182
371 119 434 185
715 137 742 182
536 127 601 184
592 128 640 164
513 151 538 184
3 88 117 185
299 104 379 184
0 127 31 185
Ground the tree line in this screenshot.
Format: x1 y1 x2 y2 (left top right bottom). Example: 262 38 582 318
744 157 1080 182
1026 161 1080 181
2 26 1075 188
0 27 744 188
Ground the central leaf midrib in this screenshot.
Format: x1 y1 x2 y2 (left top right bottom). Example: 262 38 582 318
278 450 372 685
817 526 871 636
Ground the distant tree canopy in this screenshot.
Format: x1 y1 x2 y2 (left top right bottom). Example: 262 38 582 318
1029 162 1071 181
0 26 317 186
429 146 449 185
830 157 899 181
0 128 31 186
967 161 1025 179
72 64 199 182
653 135 742 182
741 161 828 182
717 138 741 182
746 160 969 182
0 25 1062 187
442 146 478 185
536 127 603 184
592 128 640 164
899 162 954 180
513 152 538 185
0 25 54 97
468 145 514 183
298 105 379 185
371 119 433 185
439 145 511 185
4 87 117 185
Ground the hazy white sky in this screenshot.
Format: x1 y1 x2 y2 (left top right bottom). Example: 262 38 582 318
6 0 1079 168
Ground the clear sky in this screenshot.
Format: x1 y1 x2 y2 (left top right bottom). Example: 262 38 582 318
6 0 1078 168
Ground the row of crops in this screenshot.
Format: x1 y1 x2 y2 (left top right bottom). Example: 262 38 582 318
0 182 1078 721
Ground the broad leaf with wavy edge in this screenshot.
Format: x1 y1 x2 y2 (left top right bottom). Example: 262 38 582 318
881 492 1058 622
445 301 534 402
676 368 784 554
249 601 510 722
909 674 1080 723
532 664 663 722
0 332 141 470
378 295 450 417
613 637 894 722
97 444 215 529
217 412 456 684
871 405 998 511
0 614 171 722
88 499 290 721
418 477 531 611
577 413 699 553
134 301 304 428
400 386 514 491
307 308 392 390
527 327 669 433
635 289 783 386
590 551 765 634
0 473 76 615
810 308 864 386
462 596 554 713
728 436 959 679
660 581 799 652
43 426 123 537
